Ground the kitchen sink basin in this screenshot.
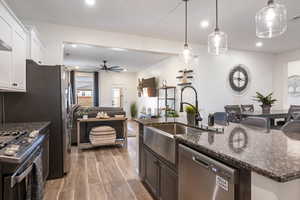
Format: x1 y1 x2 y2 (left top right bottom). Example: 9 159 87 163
143 123 203 164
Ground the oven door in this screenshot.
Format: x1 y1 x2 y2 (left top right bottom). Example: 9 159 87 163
3 163 34 200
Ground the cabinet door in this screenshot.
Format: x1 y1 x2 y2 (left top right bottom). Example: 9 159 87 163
0 15 12 47
11 29 26 90
160 163 178 200
144 148 160 198
0 16 12 88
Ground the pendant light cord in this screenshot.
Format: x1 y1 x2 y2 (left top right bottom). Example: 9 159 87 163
215 0 219 31
184 0 188 46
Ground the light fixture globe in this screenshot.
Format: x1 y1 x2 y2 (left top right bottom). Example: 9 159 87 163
256 0 287 38
208 29 228 56
180 44 194 66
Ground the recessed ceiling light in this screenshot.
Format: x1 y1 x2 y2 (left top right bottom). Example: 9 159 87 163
111 47 127 51
200 20 209 28
75 66 80 69
256 42 263 47
85 0 95 6
71 44 77 48
123 69 128 72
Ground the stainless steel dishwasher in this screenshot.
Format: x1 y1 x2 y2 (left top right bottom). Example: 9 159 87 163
178 144 238 200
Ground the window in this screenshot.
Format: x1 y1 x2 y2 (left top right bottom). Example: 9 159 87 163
75 72 94 107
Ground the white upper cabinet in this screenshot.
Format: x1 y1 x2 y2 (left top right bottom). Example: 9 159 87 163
0 0 29 92
28 27 46 65
11 29 26 90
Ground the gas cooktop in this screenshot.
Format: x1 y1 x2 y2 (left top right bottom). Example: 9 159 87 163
0 129 41 163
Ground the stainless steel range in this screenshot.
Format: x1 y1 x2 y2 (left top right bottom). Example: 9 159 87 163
0 122 50 200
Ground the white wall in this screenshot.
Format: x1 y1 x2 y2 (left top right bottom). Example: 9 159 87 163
99 72 137 117
138 46 276 116
28 20 285 115
273 49 300 109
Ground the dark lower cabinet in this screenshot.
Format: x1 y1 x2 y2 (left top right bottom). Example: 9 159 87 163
144 148 160 197
143 147 178 200
160 164 178 200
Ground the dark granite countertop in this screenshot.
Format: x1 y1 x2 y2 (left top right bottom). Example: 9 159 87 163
0 122 51 133
136 117 300 182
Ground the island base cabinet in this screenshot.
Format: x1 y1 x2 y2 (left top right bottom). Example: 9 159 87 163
160 163 178 200
143 147 178 200
144 148 160 197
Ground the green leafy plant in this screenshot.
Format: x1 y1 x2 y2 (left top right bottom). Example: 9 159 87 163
253 92 277 106
166 110 179 118
185 105 197 114
130 102 138 118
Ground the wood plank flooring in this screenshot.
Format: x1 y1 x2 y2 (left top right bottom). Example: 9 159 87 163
43 137 153 200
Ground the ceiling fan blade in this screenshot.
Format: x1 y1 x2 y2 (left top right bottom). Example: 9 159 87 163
109 66 122 69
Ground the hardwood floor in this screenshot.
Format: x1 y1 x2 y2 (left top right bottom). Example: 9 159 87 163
44 137 153 200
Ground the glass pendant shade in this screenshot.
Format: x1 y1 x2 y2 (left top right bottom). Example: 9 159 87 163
256 0 287 38
208 29 228 56
180 44 193 66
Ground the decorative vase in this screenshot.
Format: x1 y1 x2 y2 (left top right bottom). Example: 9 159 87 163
187 113 196 126
261 105 271 114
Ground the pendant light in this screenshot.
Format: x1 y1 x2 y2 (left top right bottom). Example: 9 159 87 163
180 0 193 66
256 0 287 38
208 0 228 56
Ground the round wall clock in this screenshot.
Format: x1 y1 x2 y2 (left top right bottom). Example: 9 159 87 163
229 65 249 93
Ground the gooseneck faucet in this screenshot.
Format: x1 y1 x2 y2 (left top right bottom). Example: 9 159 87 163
180 86 202 125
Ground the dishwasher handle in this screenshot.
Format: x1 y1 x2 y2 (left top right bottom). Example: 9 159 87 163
192 156 210 169
179 144 238 184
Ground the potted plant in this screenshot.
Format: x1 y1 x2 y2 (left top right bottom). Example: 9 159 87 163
253 92 277 113
185 105 197 125
130 102 138 119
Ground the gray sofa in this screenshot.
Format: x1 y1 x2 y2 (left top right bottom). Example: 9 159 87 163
71 106 126 144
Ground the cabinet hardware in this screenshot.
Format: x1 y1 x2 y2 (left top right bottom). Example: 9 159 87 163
12 83 18 86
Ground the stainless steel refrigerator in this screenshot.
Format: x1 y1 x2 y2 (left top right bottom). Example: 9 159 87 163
2 60 72 179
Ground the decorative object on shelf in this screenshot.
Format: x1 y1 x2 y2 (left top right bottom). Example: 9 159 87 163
180 0 193 67
130 102 138 119
166 110 180 118
256 0 287 38
208 0 228 56
185 105 197 126
229 65 249 93
288 75 300 97
96 112 110 119
177 69 193 86
157 86 176 117
253 92 277 113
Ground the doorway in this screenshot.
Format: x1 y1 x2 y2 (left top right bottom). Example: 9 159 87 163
287 60 300 106
112 87 123 108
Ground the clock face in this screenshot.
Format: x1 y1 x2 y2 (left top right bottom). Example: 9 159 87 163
229 65 249 93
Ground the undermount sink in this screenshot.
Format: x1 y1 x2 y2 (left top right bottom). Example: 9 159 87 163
144 123 203 164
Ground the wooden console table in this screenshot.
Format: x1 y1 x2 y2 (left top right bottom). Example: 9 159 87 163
77 117 128 150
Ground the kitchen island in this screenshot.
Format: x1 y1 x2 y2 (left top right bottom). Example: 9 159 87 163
136 117 300 200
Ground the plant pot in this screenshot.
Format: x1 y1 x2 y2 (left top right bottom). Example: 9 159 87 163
187 113 196 126
261 105 271 114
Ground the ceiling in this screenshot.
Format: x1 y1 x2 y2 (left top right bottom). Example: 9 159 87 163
63 43 173 72
6 0 300 53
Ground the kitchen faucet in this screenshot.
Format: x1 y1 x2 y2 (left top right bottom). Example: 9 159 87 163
179 86 203 125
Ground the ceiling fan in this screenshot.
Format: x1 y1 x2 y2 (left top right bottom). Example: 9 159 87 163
96 60 125 72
